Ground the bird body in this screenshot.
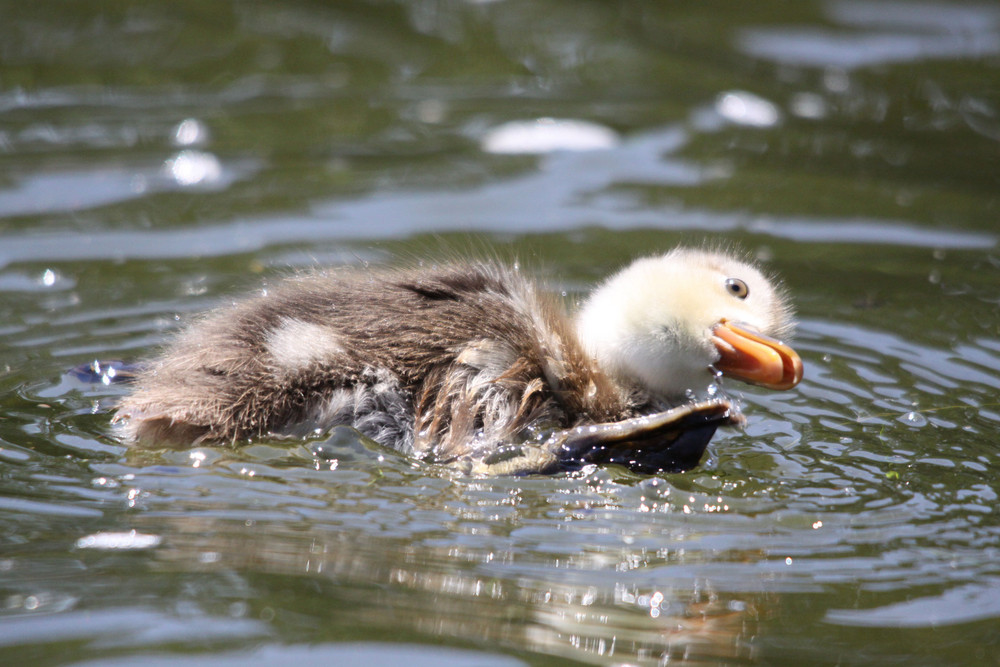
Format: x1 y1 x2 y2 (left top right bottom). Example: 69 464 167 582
116 248 802 474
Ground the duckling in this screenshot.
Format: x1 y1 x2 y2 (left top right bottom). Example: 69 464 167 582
115 247 802 475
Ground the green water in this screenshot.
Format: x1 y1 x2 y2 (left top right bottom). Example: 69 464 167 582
1 1 999 665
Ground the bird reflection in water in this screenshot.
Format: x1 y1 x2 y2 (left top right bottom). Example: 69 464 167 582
145 511 764 665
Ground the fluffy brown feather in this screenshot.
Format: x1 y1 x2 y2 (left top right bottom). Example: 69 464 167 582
116 261 650 463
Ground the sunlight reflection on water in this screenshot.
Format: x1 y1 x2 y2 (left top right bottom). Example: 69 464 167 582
1 0 998 664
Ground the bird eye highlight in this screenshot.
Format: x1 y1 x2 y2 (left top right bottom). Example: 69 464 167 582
725 278 749 299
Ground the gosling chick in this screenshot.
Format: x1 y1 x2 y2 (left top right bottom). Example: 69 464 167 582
115 248 802 474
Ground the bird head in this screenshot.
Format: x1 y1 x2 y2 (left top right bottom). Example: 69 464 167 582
576 247 803 400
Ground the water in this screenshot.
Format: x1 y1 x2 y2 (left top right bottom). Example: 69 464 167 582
1 1 999 664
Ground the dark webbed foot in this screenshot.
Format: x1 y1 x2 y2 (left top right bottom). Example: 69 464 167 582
467 400 744 476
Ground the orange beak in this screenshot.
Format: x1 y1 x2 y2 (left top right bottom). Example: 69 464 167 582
711 321 803 391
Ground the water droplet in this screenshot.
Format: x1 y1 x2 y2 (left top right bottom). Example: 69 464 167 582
898 411 927 427
164 149 222 186
481 118 619 154
172 118 210 146
75 530 162 550
715 90 781 127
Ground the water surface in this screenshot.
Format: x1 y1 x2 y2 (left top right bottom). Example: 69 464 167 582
1 1 999 665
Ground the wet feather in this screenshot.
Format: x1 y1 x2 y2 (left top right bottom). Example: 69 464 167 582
116 249 801 473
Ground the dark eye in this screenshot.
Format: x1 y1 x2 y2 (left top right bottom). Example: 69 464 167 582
725 278 749 299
